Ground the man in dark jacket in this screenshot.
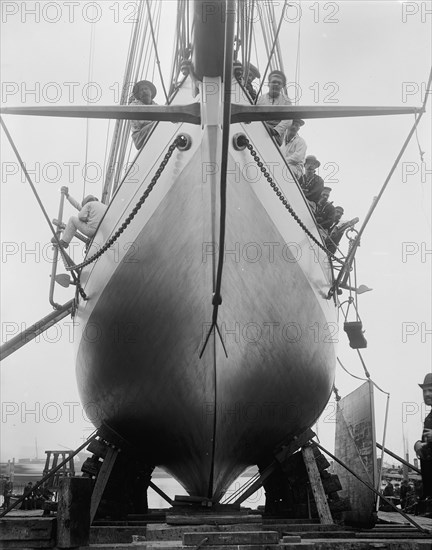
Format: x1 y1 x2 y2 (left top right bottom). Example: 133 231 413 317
299 155 324 209
414 373 432 499
315 186 336 231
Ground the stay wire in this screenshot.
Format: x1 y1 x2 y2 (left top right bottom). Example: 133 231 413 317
333 65 432 291
145 0 169 103
314 441 428 534
294 4 302 100
0 117 82 290
254 0 289 101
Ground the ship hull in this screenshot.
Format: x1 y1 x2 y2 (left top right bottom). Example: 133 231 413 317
74 80 337 500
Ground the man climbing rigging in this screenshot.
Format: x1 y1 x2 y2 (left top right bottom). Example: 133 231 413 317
51 186 107 248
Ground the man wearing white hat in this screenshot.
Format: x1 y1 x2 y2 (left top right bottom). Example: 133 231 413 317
414 373 432 500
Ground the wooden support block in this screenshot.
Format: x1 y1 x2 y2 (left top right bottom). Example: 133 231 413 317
86 438 109 458
183 530 279 546
302 445 333 525
275 429 315 464
0 518 55 542
90 446 118 522
328 497 352 513
321 474 343 494
56 477 92 548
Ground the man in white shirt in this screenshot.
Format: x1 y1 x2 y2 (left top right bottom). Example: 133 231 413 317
51 187 107 248
283 118 306 180
256 70 292 145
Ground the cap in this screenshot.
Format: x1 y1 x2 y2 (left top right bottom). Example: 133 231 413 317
335 206 344 213
268 70 287 87
247 63 260 79
322 187 332 193
292 119 305 127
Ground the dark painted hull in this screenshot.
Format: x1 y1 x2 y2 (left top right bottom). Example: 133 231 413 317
74 79 337 500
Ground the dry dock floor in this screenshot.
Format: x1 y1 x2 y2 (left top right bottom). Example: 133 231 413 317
1 509 431 549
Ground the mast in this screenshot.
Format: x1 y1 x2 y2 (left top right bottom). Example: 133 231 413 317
192 0 227 79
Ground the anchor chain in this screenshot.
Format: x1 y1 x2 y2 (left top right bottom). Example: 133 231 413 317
243 139 338 261
67 136 183 272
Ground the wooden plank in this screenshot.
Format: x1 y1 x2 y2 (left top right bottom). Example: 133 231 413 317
166 514 262 526
145 523 262 542
0 518 55 540
0 300 74 361
302 446 333 525
90 446 118 522
0 540 54 549
182 546 280 550
183 531 279 545
57 477 92 548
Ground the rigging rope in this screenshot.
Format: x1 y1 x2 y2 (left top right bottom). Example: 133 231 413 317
254 0 289 101
82 12 97 198
145 0 169 102
294 4 302 102
332 65 432 294
0 117 85 297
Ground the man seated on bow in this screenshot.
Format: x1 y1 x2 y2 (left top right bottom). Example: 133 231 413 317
283 118 307 180
256 69 292 145
51 187 107 248
244 63 261 101
315 186 336 231
326 207 360 253
129 79 158 149
298 155 324 210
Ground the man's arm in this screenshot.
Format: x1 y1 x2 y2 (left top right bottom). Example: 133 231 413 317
273 119 292 145
61 186 81 210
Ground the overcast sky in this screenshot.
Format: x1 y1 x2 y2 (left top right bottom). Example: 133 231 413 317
1 1 431 473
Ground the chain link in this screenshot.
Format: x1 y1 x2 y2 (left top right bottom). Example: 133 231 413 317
67 137 182 272
244 140 338 261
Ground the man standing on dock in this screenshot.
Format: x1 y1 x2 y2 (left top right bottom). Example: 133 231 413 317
414 373 432 500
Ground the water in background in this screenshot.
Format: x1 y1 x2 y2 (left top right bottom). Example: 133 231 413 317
148 472 266 509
